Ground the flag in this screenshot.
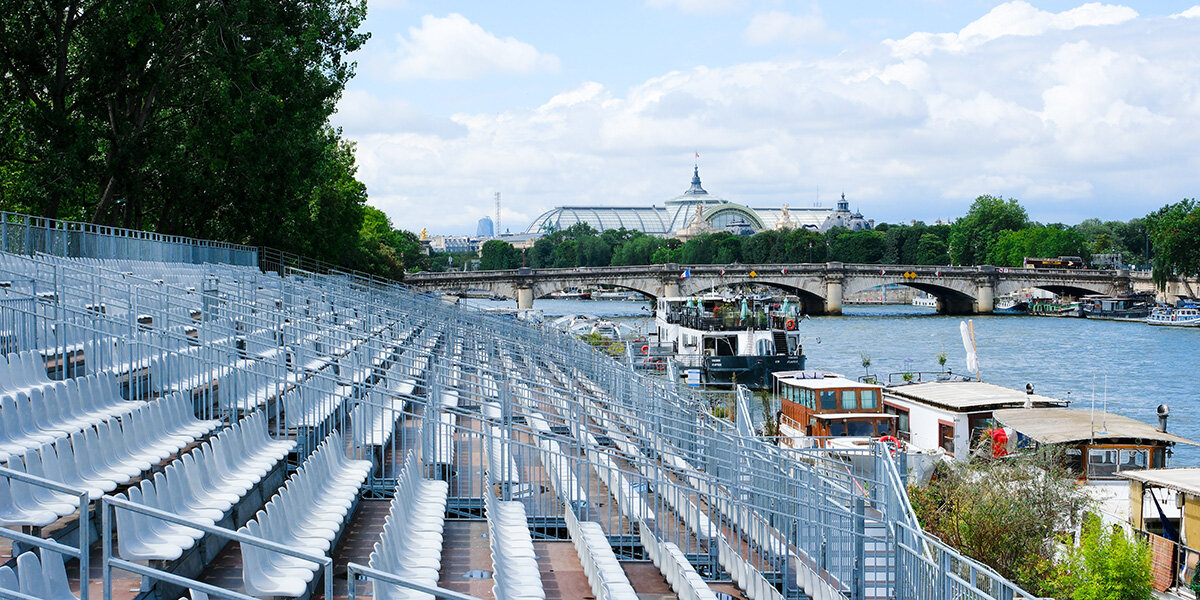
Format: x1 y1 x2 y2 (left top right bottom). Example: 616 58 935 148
680 268 691 279
719 269 725 275
781 268 787 275
695 151 700 158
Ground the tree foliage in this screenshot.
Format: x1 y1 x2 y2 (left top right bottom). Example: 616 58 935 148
1052 516 1152 600
479 240 522 270
908 449 1089 595
0 0 420 277
948 196 1029 265
1145 199 1200 288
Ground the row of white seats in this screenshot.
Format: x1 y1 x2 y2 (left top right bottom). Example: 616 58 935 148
368 451 449 600
484 478 543 600
116 413 293 561
282 373 352 429
431 388 458 468
0 371 140 462
0 392 216 527
240 431 370 597
1 391 208 523
351 389 405 448
715 536 785 600
1 350 54 395
639 525 718 600
508 371 586 506
0 549 78 600
563 504 638 600
218 357 298 413
150 343 239 394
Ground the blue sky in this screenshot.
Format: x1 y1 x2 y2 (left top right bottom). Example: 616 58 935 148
333 1 1200 234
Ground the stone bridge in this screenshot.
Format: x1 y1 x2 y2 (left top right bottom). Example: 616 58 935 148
406 262 1170 314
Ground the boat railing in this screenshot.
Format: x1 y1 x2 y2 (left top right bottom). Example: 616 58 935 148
883 370 967 384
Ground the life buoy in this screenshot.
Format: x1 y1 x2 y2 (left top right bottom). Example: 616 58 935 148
878 435 901 455
785 318 796 331
641 344 650 354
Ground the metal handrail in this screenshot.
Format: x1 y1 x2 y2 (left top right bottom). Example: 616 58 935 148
0 466 90 600
347 562 484 600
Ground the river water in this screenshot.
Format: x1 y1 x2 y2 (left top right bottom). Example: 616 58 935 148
463 297 1200 465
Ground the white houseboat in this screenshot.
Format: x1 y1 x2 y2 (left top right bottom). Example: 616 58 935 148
653 295 805 388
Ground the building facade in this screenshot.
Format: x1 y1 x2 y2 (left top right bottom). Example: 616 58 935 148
524 167 874 238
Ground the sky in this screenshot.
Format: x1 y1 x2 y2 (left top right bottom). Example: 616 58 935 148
332 1 1200 235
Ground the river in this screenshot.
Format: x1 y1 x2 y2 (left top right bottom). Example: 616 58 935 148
463 297 1200 465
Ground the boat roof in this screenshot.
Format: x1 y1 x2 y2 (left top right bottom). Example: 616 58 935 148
884 381 1067 412
1121 468 1200 496
774 371 881 390
991 408 1198 446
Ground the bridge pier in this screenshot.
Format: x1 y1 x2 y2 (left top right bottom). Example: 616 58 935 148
974 276 995 314
824 269 844 316
516 285 534 310
661 280 681 298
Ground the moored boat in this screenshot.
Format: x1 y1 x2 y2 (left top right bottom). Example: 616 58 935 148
1146 300 1200 327
654 294 805 388
1080 292 1154 321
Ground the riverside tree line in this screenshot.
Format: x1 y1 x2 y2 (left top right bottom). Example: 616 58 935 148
481 195 1200 287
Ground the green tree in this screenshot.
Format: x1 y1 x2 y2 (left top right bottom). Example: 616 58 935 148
0 0 371 265
915 233 949 265
908 449 1089 595
1053 516 1152 600
1145 199 1200 288
827 228 885 263
553 239 579 268
479 240 522 270
948 196 1030 265
611 235 663 265
989 227 1089 267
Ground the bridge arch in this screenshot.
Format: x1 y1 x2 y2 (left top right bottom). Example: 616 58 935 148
685 279 827 315
843 279 979 315
532 281 660 301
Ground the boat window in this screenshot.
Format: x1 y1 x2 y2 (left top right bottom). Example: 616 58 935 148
1154 448 1166 468
757 339 773 356
841 390 858 410
820 391 837 410
938 423 954 454
1119 449 1148 471
860 390 877 410
1087 448 1119 478
846 420 873 436
1064 449 1083 474
829 421 846 436
875 420 892 436
884 405 910 433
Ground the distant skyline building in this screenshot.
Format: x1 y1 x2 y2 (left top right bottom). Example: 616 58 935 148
476 216 495 237
524 166 873 238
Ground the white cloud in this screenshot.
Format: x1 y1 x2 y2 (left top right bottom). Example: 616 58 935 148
646 0 741 14
334 90 467 138
886 1 1137 57
389 14 560 80
744 10 838 45
346 5 1200 233
1172 6 1200 18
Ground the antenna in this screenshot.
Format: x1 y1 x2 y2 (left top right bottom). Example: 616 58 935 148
494 192 501 235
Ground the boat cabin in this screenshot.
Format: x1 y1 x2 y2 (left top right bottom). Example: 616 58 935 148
990 408 1193 480
774 372 894 441
882 380 1068 461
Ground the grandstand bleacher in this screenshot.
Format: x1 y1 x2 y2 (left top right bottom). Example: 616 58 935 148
0 211 1039 600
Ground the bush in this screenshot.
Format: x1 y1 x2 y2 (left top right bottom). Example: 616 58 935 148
1052 516 1152 600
